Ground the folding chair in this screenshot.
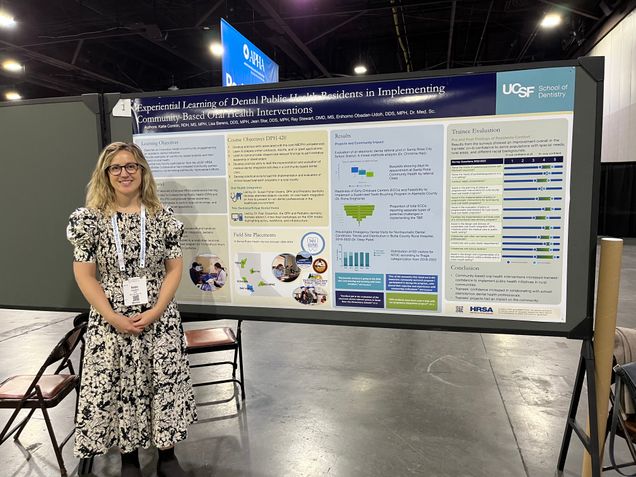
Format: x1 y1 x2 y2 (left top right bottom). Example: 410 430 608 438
605 361 636 475
0 320 87 477
185 320 245 400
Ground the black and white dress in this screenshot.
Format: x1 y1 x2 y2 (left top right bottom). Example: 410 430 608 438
67 207 197 458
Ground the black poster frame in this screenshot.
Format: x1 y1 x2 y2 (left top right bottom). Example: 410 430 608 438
0 58 602 339
105 57 602 339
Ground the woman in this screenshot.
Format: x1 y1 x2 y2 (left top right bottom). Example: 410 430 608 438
213 262 226 288
67 142 196 477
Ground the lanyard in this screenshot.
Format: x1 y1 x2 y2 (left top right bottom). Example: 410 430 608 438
112 204 146 272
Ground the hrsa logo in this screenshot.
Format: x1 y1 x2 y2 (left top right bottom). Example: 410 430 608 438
470 306 494 313
502 83 535 98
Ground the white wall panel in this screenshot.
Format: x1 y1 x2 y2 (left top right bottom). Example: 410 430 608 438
589 9 636 162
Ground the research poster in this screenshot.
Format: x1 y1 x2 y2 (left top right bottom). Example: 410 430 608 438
132 66 575 322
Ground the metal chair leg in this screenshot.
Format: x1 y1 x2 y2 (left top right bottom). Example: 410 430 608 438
238 339 246 400
232 346 238 379
0 409 22 444
0 394 33 445
40 403 67 477
13 408 36 440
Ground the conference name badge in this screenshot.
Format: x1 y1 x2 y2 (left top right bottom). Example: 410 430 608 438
122 277 149 307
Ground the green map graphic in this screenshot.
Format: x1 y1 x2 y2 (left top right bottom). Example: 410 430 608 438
344 204 375 224
236 253 280 297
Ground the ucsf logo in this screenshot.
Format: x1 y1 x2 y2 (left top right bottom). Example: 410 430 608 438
502 83 535 98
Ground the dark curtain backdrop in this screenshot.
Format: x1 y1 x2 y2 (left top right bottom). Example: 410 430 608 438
599 162 636 238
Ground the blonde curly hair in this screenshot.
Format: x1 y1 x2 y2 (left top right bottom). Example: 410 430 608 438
86 142 162 215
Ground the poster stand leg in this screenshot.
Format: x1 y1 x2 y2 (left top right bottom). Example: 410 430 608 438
557 338 601 477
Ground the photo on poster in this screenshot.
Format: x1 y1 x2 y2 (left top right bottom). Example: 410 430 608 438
271 253 301 282
189 255 227 292
293 285 328 306
296 251 313 268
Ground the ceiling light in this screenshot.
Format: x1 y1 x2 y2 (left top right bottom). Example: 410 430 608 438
354 65 367 75
0 12 16 28
209 42 224 57
5 91 22 101
2 60 23 72
541 13 562 28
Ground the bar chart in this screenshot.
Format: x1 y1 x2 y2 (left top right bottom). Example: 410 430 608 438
342 251 371 269
501 156 564 260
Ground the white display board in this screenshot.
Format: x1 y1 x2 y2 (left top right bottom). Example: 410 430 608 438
113 58 603 337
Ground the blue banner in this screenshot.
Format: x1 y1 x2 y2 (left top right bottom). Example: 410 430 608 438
132 73 496 134
221 19 278 87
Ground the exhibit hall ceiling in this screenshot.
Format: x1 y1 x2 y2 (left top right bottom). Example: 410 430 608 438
0 0 633 99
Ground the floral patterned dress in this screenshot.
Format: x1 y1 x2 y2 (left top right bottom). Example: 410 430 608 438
67 207 197 458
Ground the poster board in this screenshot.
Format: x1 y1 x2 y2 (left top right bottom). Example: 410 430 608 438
105 58 602 337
